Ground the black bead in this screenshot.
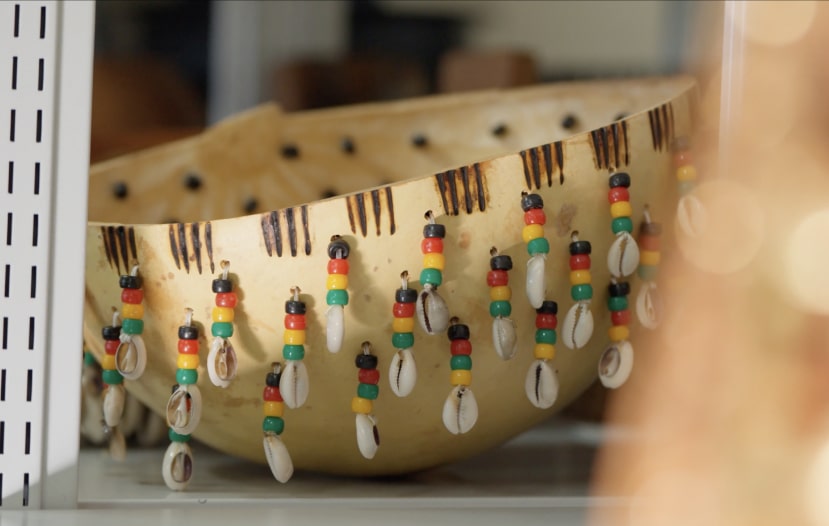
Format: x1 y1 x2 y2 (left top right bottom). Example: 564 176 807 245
412 134 428 148
609 172 631 188
447 324 470 341
608 281 631 297
491 123 508 137
183 173 202 191
285 300 306 315
569 240 592 255
536 301 558 315
212 279 233 293
112 181 128 199
266 372 281 387
341 137 356 154
281 144 300 159
355 353 378 369
395 288 417 303
490 255 513 271
101 325 121 340
119 275 142 289
327 238 350 259
178 326 198 340
423 223 446 239
561 114 577 130
243 197 258 213
520 193 543 211
639 222 662 236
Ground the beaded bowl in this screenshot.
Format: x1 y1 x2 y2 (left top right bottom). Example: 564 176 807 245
84 75 696 476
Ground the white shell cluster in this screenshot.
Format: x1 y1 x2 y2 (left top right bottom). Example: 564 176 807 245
607 232 640 278
561 301 594 350
525 254 546 309
525 360 558 409
492 317 518 360
162 441 193 491
416 285 449 335
207 337 238 388
103 383 126 428
166 384 202 436
279 360 309 409
326 305 345 353
442 386 478 435
263 432 294 483
115 335 146 380
598 340 634 389
636 282 662 329
355 413 380 459
389 348 417 397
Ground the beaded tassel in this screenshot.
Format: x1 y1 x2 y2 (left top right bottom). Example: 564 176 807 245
561 232 595 350
325 235 350 353
599 280 634 389
101 311 127 460
521 192 550 309
353 342 381 459
606 172 640 278
163 309 201 491
636 206 663 329
488 247 517 360
442 318 478 435
673 138 704 237
279 287 309 409
263 363 294 483
207 261 238 388
115 264 147 380
389 271 417 397
416 211 450 335
525 301 560 409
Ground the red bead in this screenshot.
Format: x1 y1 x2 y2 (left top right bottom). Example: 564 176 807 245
487 270 509 287
523 208 546 225
450 339 472 355
608 187 630 204
215 292 238 308
178 339 199 355
639 235 661 252
569 254 590 270
673 150 692 167
393 302 415 318
120 288 143 304
104 339 119 355
263 386 283 402
535 313 558 330
421 237 444 254
611 309 631 326
358 368 380 384
284 314 306 330
327 258 350 275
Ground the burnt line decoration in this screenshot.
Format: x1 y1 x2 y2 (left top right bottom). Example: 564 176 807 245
101 225 138 274
345 189 396 237
434 162 490 215
168 222 217 274
519 142 565 190
589 122 630 172
260 206 311 257
647 103 675 152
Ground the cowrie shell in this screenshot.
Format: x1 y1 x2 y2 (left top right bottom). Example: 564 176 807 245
607 232 640 278
207 337 238 388
263 432 294 483
416 285 449 335
525 359 558 409
442 386 478 435
279 360 309 409
492 317 518 360
326 305 344 353
108 426 126 461
598 340 634 389
166 384 202 436
162 441 193 491
677 193 707 238
389 348 417 397
561 301 594 350
636 281 663 329
525 254 546 309
355 413 380 460
115 335 146 380
103 383 126 428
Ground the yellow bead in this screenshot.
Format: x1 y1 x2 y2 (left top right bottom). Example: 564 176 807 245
176 353 199 370
639 250 661 266
422 252 446 271
489 285 511 302
392 316 415 333
676 165 697 181
569 270 591 285
450 369 472 386
101 354 116 370
326 273 348 290
610 201 633 219
522 224 544 244
212 306 234 323
351 396 373 414
608 325 630 342
283 329 306 345
263 401 284 417
121 303 143 320
533 343 556 360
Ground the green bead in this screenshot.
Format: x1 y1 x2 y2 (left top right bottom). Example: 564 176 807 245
607 295 629 312
102 369 123 385
392 332 414 349
282 344 305 361
489 300 512 318
121 318 144 335
535 329 557 344
420 268 443 287
450 355 472 371
176 368 198 385
526 237 550 255
571 284 593 301
326 289 349 306
357 383 379 400
263 416 285 435
168 428 191 443
677 180 695 197
83 351 97 366
638 264 659 281
211 321 234 338
611 217 633 234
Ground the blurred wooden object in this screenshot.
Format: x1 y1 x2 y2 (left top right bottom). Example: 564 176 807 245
437 50 538 93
